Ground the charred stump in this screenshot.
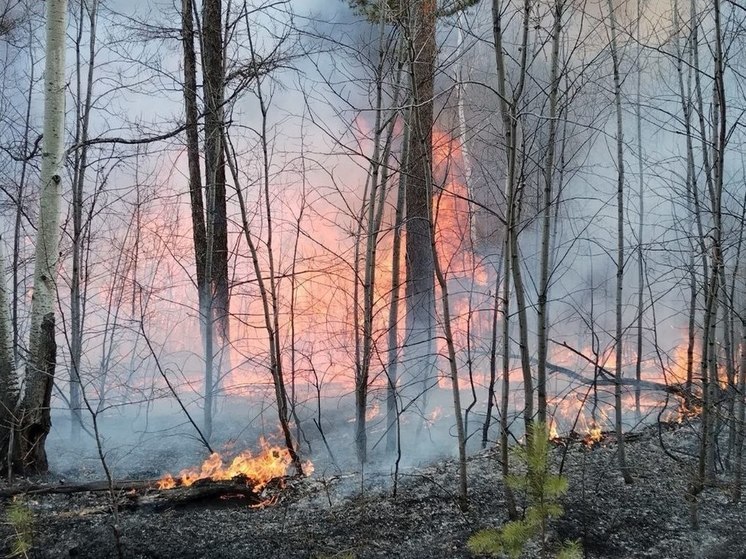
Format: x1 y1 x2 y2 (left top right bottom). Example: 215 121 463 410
16 313 56 474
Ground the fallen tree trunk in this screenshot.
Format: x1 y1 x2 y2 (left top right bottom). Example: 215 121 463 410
131 479 265 510
514 353 692 400
541 340 698 402
0 476 276 508
0 478 156 498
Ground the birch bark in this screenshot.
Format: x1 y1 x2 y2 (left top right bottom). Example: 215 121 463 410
16 0 67 473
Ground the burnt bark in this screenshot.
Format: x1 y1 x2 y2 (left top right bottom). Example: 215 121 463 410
17 314 56 473
181 0 213 441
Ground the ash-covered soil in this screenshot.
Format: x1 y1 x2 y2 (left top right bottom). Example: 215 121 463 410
2 422 746 559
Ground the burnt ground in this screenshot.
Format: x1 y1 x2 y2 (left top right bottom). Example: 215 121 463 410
2 421 746 559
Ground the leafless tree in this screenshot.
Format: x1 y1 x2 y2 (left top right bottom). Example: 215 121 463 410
5 0 67 474
605 0 633 485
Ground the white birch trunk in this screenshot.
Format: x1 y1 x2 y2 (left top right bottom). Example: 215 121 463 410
29 0 66 358
17 0 67 473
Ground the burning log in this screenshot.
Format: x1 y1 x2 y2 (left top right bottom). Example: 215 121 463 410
0 474 296 510
130 477 277 510
154 438 313 491
1 438 313 508
549 426 646 449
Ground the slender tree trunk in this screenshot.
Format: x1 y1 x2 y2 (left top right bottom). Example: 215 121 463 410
355 16 401 463
0 238 17 475
493 0 533 434
226 13 304 475
69 0 100 442
690 0 717 486
181 0 208 390
386 106 409 454
290 144 309 450
606 0 633 484
536 0 562 426
707 0 726 481
673 0 702 397
432 216 468 510
726 187 746 471
633 0 645 419
727 192 746 471
227 139 303 475
722 269 737 470
492 0 527 519
482 270 501 448
500 234 517 519
732 320 746 502
510 183 533 432
201 0 229 439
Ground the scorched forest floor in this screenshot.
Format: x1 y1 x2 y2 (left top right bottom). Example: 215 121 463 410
1 420 745 558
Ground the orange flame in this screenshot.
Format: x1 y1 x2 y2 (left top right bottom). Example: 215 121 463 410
156 438 311 491
585 424 603 446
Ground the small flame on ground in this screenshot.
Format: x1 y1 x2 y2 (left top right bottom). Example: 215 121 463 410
674 402 703 423
584 424 603 446
549 419 560 440
156 438 311 491
427 406 444 425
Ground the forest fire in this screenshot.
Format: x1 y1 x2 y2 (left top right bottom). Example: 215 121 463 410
548 415 608 447
156 439 312 491
142 123 690 449
218 126 481 398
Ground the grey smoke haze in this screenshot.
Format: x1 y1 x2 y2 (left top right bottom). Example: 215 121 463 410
0 0 728 479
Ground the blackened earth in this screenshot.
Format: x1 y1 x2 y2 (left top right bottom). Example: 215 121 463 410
2 422 745 558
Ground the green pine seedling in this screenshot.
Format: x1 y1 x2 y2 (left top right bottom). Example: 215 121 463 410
6 499 34 558
468 422 582 559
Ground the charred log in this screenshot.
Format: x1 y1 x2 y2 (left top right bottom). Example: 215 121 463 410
0 476 293 509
